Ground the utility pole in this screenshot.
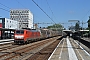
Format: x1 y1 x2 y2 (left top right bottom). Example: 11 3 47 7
82 20 83 38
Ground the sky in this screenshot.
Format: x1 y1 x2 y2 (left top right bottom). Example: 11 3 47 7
0 0 90 29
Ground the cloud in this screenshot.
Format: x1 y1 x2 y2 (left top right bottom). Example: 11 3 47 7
68 11 75 14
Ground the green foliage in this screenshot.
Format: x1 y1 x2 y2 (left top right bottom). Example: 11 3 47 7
87 16 90 32
75 22 80 31
47 24 63 31
88 19 90 28
47 24 62 28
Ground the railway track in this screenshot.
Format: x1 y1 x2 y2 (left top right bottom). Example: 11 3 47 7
0 36 61 60
26 39 60 60
0 44 19 52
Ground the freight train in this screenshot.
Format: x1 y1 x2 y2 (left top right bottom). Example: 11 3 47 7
14 28 62 44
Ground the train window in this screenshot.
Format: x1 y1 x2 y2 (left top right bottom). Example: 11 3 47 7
16 30 24 34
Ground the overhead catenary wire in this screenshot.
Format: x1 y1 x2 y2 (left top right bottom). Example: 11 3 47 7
15 0 26 8
32 0 56 24
81 10 90 21
0 2 10 9
0 0 55 26
46 0 57 21
46 0 53 16
0 2 10 12
0 8 9 12
0 3 10 18
80 9 90 29
15 0 53 25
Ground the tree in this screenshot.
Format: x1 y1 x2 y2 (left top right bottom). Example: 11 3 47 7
69 26 75 30
87 16 90 29
47 24 63 31
75 21 80 31
87 16 90 33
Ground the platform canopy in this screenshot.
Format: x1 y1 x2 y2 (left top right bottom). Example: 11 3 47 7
79 30 89 32
63 30 72 32
0 28 15 31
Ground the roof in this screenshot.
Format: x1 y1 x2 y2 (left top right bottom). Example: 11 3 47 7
79 30 89 32
0 28 15 31
63 30 72 31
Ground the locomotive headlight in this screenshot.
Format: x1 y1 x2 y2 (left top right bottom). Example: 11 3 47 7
15 35 24 39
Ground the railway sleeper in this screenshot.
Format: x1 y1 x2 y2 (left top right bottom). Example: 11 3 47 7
38 52 52 55
12 52 23 56
0 52 11 54
11 51 34 56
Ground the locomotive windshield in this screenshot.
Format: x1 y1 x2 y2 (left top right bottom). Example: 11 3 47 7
16 30 24 34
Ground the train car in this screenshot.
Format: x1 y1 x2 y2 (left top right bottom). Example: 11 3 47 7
14 29 40 44
40 29 61 38
14 28 62 44
40 29 51 39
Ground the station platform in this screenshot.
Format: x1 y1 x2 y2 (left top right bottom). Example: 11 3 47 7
48 37 90 60
0 39 14 44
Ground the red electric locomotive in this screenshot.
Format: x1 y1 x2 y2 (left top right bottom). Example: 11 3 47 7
14 28 62 44
14 29 40 44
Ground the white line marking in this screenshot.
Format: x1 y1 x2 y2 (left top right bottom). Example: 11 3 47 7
48 38 63 60
74 40 90 56
71 38 84 60
0 41 13 44
59 38 65 58
67 37 78 60
0 39 14 42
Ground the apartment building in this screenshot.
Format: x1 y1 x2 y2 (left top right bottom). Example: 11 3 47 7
10 9 33 29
